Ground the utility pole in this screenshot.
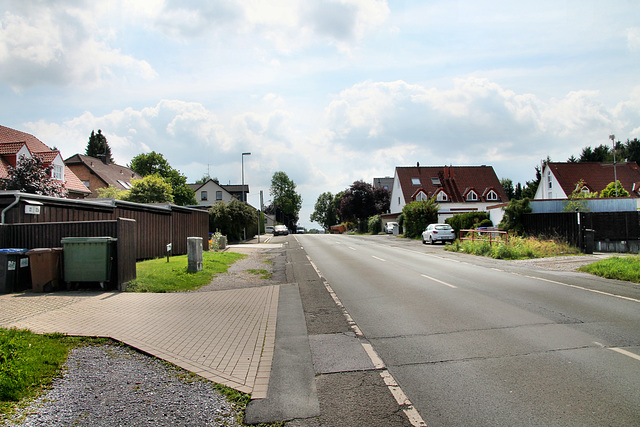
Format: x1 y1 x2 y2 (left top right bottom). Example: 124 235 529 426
610 134 618 197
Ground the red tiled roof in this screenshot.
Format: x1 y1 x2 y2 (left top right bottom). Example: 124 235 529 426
0 125 89 195
0 125 51 152
64 165 91 194
547 162 640 198
0 157 10 178
0 142 27 155
34 150 60 164
396 165 509 203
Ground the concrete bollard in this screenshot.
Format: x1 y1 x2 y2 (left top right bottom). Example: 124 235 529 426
187 237 203 272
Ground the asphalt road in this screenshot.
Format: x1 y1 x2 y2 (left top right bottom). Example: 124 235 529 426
296 233 640 426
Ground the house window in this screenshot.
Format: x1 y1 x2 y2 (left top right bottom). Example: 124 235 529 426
487 190 498 201
52 165 63 180
411 178 421 186
383 185 389 190
201 191 208 201
216 191 222 200
416 192 428 201
436 191 449 202
548 172 552 189
82 180 90 189
466 191 478 201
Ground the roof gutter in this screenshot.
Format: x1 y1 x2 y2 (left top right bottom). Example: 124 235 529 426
1 193 21 225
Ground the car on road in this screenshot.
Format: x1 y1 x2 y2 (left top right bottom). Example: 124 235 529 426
273 225 289 236
265 226 274 234
422 223 455 244
296 225 305 234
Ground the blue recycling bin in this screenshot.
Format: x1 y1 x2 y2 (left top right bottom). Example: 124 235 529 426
0 249 31 293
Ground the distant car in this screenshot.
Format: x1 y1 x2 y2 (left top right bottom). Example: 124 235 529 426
273 225 289 236
422 223 455 244
385 222 399 234
296 226 304 234
265 226 274 234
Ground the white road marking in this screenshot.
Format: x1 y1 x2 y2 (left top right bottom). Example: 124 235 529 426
526 276 640 303
610 347 640 361
421 274 457 289
372 256 386 262
307 255 428 427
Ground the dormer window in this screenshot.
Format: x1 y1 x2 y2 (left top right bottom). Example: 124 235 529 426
436 191 449 202
486 190 498 201
415 191 428 201
466 190 478 201
52 165 63 180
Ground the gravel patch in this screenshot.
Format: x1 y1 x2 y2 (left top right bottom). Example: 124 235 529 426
3 344 243 427
195 248 286 292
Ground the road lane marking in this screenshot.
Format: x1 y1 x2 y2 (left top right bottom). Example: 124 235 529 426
421 274 457 289
610 347 640 361
524 275 640 303
306 255 428 427
372 256 386 262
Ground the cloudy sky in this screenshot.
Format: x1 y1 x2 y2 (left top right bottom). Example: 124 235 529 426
1 0 639 228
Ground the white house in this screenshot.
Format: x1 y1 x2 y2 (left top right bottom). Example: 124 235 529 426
390 164 509 222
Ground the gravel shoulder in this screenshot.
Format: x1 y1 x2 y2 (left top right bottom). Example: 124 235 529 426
1 247 285 427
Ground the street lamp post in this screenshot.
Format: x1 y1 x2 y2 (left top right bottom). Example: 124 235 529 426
610 135 618 197
242 152 251 240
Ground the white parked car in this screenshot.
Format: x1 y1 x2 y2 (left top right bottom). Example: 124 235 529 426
265 226 274 234
422 223 455 244
385 222 399 234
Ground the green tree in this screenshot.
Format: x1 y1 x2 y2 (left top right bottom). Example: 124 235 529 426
268 171 302 230
579 144 612 162
86 130 114 163
129 152 196 206
311 192 338 230
339 181 376 231
499 198 532 234
562 179 598 212
500 178 515 200
125 175 174 203
96 185 129 200
209 199 257 242
401 199 439 238
600 181 630 198
0 155 67 197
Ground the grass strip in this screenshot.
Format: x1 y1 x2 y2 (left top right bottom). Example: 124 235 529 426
127 251 246 292
445 235 580 259
0 328 106 417
578 255 640 283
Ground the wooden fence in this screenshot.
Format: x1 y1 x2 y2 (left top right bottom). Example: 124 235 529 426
523 212 640 251
0 193 209 259
0 218 136 290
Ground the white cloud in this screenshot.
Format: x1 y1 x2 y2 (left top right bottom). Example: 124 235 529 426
627 27 640 51
0 3 156 91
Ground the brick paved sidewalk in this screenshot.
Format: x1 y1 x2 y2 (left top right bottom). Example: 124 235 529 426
0 286 279 398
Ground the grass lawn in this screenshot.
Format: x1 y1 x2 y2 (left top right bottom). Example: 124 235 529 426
578 255 640 283
0 328 106 417
126 251 246 292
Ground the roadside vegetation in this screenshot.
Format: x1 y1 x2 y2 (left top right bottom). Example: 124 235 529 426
445 235 580 260
578 255 640 283
126 251 246 292
0 328 106 418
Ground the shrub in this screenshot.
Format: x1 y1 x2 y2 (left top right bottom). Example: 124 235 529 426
446 212 491 235
402 200 439 238
499 198 532 234
368 215 382 234
477 219 493 228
